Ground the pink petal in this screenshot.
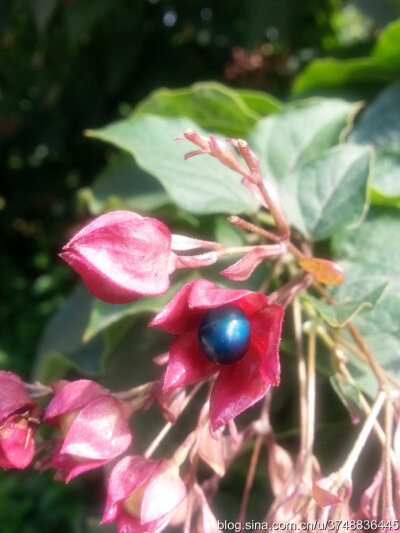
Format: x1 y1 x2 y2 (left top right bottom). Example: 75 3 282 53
189 279 269 317
197 422 225 476
0 371 36 421
249 305 284 385
220 246 283 282
0 417 35 469
163 330 218 390
150 279 269 333
141 462 186 523
103 455 159 523
49 444 107 482
45 380 108 424
358 462 384 520
209 346 270 431
312 482 341 507
61 210 172 303
150 280 202 334
60 396 132 461
154 386 187 424
195 485 220 533
266 436 294 497
117 512 170 533
117 513 143 532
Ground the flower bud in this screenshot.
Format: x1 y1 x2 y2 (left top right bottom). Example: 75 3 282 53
60 210 174 303
102 455 186 532
44 380 132 481
0 371 41 469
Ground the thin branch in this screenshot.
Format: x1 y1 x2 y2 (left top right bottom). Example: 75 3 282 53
237 434 263 524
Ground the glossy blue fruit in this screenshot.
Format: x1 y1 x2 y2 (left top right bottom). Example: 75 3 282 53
198 304 251 365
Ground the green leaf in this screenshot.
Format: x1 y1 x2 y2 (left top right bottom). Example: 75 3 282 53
348 81 400 151
79 153 169 215
213 217 245 247
370 150 400 207
293 20 400 94
249 98 360 184
293 57 397 95
330 374 363 422
372 18 400 64
134 82 270 137
234 89 282 116
332 207 400 395
34 285 104 380
83 273 196 342
332 207 400 292
280 144 371 240
87 115 257 215
303 279 387 327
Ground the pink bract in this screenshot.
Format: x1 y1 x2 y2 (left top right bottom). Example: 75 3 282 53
0 371 41 469
44 379 132 482
150 279 284 431
102 455 186 533
60 210 174 303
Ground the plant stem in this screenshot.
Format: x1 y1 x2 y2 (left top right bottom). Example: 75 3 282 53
382 397 394 519
219 243 285 258
293 298 308 453
144 383 202 458
305 328 316 485
339 391 385 481
115 382 154 400
257 180 291 240
228 216 281 242
237 434 263 524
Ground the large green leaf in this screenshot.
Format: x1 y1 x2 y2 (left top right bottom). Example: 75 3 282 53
373 18 400 64
332 208 400 292
134 82 280 137
87 115 257 215
331 208 400 395
348 81 400 151
233 89 282 116
347 82 400 208
34 284 104 380
293 19 400 94
279 144 371 240
303 278 387 327
370 150 400 207
248 98 360 184
79 153 169 215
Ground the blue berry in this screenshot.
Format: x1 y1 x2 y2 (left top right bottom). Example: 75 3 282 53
198 304 251 365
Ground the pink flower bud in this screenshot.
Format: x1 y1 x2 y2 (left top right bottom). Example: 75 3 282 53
0 371 41 469
60 211 174 303
102 455 186 532
44 380 132 482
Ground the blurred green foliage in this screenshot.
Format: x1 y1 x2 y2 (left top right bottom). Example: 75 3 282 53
2 0 400 531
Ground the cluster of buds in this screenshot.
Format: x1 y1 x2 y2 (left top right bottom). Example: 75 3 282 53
1 131 357 531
